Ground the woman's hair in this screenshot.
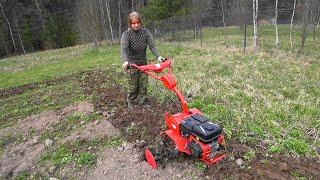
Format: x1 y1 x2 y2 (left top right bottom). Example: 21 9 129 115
128 11 142 29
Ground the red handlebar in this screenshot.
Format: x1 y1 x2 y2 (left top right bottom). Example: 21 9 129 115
130 58 171 73
130 58 189 114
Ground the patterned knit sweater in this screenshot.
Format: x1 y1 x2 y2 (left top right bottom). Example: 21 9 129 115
121 28 160 65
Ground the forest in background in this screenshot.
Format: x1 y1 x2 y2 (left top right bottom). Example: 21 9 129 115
0 0 319 58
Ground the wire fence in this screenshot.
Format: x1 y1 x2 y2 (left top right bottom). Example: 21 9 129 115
147 7 320 55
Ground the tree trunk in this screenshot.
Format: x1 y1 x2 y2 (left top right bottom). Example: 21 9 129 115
243 3 248 54
200 15 203 46
317 0 320 29
290 0 297 49
312 0 318 40
300 0 310 55
33 0 45 30
88 0 99 49
100 0 109 42
0 3 17 52
171 17 175 41
132 0 134 11
314 22 316 40
15 18 26 54
274 0 279 49
252 0 258 52
105 0 114 43
221 0 227 40
118 0 122 41
192 0 196 39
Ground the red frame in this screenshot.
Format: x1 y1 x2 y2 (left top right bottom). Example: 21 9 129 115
131 59 226 166
131 59 188 114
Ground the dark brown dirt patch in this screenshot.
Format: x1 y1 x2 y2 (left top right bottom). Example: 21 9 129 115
78 69 180 144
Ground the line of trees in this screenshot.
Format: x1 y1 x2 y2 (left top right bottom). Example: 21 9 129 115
0 0 77 58
0 0 319 58
0 0 151 58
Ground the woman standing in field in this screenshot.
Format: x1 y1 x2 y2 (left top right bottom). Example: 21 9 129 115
121 11 164 108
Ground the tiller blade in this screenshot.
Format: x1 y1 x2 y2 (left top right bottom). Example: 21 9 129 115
144 138 179 169
145 148 157 169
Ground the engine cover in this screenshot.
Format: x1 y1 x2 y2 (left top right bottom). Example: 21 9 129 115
179 113 222 143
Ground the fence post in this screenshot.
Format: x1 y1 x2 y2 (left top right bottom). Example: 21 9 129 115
200 14 203 46
243 5 247 54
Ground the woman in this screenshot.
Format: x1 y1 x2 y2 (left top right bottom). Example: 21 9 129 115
121 11 164 108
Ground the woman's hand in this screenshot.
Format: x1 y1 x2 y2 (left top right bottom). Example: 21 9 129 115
122 62 129 70
157 56 165 62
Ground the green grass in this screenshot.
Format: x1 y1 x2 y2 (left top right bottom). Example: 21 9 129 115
0 78 86 128
76 152 96 168
104 136 124 148
40 136 123 171
180 48 319 156
16 171 29 180
49 145 74 166
194 161 207 171
243 150 256 161
0 45 120 89
0 45 89 73
0 134 13 156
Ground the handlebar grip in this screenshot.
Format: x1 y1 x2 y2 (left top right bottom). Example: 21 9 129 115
158 57 169 63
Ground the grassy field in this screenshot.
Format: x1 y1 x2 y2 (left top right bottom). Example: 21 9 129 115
1 26 319 159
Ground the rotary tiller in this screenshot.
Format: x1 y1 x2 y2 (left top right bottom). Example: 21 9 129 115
130 58 226 169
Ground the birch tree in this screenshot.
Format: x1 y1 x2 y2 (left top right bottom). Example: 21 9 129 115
300 0 310 54
317 1 320 29
192 0 197 39
274 0 279 49
100 0 108 42
132 0 134 11
242 0 248 54
15 18 26 54
290 0 297 49
311 0 318 40
77 0 102 48
221 0 227 39
252 0 258 52
118 0 122 40
33 0 45 30
105 0 114 43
